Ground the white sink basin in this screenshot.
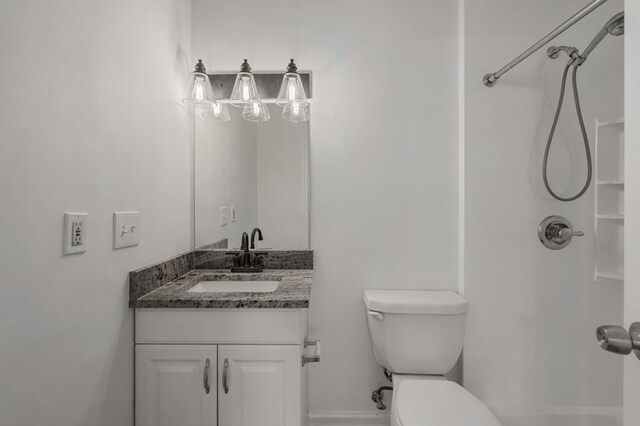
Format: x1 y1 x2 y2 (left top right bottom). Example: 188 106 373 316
187 281 280 293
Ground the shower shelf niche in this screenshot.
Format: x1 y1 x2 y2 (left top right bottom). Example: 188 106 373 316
594 118 624 286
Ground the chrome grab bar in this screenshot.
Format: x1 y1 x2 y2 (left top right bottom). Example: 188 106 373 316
484 0 609 87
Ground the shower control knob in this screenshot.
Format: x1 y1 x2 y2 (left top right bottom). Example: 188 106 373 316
538 215 583 250
596 323 640 360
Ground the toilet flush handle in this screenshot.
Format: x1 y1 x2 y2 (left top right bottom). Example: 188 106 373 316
368 311 385 321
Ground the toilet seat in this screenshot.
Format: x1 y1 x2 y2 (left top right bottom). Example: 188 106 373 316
392 380 500 426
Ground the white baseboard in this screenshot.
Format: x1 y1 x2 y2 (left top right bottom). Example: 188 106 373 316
308 411 390 426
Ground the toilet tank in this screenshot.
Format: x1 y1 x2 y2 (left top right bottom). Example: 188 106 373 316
363 290 468 375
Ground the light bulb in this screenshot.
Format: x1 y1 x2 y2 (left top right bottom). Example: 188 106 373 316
194 79 205 102
287 78 297 101
242 78 251 102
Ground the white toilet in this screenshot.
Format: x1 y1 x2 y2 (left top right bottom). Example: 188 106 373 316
363 290 500 426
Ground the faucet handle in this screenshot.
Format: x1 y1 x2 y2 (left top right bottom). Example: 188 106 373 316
240 232 250 251
225 251 243 268
559 228 584 240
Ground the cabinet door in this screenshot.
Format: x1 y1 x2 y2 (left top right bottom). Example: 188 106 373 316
136 345 217 426
218 345 301 426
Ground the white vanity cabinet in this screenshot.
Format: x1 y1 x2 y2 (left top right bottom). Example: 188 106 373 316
134 309 313 426
136 345 217 426
218 345 301 426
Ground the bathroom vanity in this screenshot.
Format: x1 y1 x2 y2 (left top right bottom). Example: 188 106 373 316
131 264 315 426
130 71 315 426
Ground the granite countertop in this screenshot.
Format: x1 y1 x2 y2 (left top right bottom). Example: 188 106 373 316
133 269 313 309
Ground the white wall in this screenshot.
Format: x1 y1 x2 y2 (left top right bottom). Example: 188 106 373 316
192 0 459 419
624 1 640 424
462 0 624 424
0 1 192 425
257 116 309 250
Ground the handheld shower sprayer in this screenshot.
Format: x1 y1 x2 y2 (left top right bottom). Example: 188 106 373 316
582 11 625 60
543 11 624 202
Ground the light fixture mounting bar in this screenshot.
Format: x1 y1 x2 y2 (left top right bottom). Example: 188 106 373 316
208 72 312 101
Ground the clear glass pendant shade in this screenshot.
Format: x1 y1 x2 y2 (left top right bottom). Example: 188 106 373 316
202 101 231 122
276 73 307 107
182 70 216 107
242 101 271 122
282 101 310 122
230 72 260 108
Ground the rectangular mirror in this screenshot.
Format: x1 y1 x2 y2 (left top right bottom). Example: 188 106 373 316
195 105 310 251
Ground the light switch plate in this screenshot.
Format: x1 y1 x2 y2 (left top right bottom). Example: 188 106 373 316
230 206 236 222
220 206 228 226
113 211 139 249
64 213 88 255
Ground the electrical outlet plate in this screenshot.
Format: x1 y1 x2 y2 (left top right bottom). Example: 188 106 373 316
113 211 139 249
220 206 228 226
64 213 87 255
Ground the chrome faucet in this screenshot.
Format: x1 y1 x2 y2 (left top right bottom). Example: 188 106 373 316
226 230 267 272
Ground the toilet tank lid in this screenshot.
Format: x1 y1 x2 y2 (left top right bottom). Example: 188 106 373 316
363 290 468 314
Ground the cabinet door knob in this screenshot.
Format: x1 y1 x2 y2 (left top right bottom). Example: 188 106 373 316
223 358 229 394
203 358 210 394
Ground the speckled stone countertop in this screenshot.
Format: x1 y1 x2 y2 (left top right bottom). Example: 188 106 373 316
133 269 312 309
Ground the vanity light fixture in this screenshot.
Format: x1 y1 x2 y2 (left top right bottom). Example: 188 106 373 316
197 58 311 123
229 59 270 122
276 59 310 122
282 101 310 122
202 101 231 122
242 100 271 122
276 59 307 105
229 59 261 108
182 60 216 107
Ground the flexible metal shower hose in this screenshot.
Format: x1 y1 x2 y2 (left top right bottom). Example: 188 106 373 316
542 63 592 201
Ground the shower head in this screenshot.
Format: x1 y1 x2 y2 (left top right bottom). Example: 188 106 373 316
580 11 624 62
605 12 625 36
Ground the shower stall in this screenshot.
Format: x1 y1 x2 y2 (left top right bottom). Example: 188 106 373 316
461 0 625 424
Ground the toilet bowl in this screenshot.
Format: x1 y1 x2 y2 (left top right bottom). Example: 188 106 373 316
390 375 499 426
363 290 500 426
